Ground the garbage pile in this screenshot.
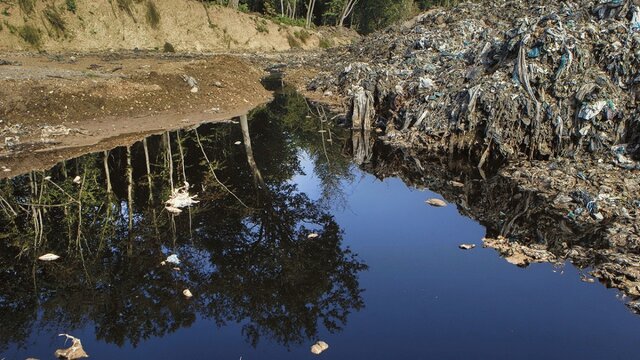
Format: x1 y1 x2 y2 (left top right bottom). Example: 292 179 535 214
309 0 640 163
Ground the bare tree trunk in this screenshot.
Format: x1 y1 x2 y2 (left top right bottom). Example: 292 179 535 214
305 0 316 28
143 138 153 202
103 151 112 194
165 132 174 191
338 0 358 27
239 114 265 188
280 0 285 16
126 146 134 236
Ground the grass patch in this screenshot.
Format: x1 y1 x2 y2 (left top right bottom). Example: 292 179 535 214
287 33 301 49
163 41 175 53
319 36 334 49
43 6 66 36
145 1 160 28
18 24 41 46
271 15 305 27
18 0 36 15
294 29 310 44
66 0 77 13
116 0 135 20
255 18 268 33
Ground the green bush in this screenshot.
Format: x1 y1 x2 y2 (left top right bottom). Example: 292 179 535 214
116 0 135 19
287 33 301 48
43 6 66 36
255 18 268 33
163 41 175 53
66 0 77 13
145 1 160 28
18 24 41 46
319 37 334 49
294 29 310 44
18 0 36 15
237 3 249 13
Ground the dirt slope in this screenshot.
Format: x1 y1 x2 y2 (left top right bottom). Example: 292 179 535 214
0 0 350 52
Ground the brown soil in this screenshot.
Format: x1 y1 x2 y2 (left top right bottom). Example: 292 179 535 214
0 1 354 52
0 52 273 178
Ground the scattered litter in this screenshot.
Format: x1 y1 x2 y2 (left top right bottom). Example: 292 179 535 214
165 182 199 213
55 334 88 360
458 244 476 250
181 75 198 93
38 253 60 261
161 254 181 266
183 289 193 298
307 233 319 239
234 141 242 145
580 275 596 283
310 341 329 355
72 176 82 184
426 198 447 207
449 181 464 188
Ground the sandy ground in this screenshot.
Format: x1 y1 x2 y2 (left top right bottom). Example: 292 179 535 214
0 51 273 178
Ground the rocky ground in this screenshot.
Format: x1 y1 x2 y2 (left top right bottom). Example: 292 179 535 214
297 0 640 301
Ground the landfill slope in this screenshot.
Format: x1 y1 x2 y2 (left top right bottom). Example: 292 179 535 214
311 0 639 162
308 0 640 298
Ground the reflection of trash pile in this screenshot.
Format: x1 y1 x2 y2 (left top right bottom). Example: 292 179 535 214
310 0 640 164
362 145 640 313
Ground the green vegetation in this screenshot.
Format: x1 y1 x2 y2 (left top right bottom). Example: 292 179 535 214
17 0 36 15
18 24 40 46
145 0 160 28
287 33 301 48
43 6 66 36
293 29 310 43
204 0 462 33
116 0 135 19
163 41 175 52
66 0 77 13
318 36 333 48
255 18 268 33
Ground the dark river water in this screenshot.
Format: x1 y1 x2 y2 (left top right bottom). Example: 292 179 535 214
1 85 639 359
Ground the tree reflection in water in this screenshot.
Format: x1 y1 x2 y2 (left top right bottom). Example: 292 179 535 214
0 86 366 351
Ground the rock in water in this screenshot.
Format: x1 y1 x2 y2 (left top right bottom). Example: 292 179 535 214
426 198 447 207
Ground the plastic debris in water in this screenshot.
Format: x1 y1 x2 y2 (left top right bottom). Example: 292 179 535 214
38 253 60 261
55 334 89 360
310 341 329 355
161 254 181 266
459 244 476 250
426 198 447 207
183 289 193 298
165 182 199 214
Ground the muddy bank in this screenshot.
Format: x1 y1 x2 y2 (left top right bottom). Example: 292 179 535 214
357 140 640 309
0 52 274 177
